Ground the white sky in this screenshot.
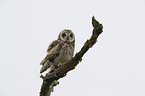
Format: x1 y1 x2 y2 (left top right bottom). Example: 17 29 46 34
0 0 145 96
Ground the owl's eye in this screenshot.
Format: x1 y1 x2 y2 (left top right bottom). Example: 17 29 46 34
62 33 66 37
70 34 73 38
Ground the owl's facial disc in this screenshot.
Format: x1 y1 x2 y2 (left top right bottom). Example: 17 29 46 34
59 29 75 42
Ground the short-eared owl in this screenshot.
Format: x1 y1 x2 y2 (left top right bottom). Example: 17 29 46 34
40 29 75 73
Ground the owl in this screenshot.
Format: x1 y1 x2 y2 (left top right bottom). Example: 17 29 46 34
40 29 75 73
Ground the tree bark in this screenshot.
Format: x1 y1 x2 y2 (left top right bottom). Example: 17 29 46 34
40 16 103 96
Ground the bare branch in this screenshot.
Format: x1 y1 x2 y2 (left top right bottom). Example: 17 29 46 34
40 16 103 96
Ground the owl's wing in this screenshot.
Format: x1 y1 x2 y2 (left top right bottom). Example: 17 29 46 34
40 40 61 73
47 40 61 52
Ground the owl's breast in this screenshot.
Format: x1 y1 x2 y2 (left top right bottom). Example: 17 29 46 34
53 43 74 64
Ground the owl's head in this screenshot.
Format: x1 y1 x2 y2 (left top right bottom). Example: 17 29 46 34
58 29 75 43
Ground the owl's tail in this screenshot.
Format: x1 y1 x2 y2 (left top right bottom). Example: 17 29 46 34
40 62 50 73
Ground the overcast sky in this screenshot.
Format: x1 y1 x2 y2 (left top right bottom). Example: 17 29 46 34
0 0 145 96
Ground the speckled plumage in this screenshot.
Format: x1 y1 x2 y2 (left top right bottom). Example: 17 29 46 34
40 29 75 73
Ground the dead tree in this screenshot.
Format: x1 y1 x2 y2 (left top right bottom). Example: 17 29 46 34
40 16 103 96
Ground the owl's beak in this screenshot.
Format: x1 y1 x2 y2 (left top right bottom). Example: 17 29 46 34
67 36 69 40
